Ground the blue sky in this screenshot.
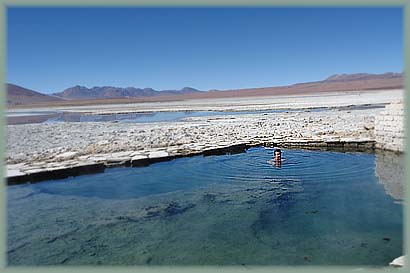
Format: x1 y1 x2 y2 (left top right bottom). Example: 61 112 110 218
7 7 403 94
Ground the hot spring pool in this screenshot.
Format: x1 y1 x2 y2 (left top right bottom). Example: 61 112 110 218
7 147 403 266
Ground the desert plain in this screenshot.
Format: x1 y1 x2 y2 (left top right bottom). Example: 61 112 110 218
5 88 403 184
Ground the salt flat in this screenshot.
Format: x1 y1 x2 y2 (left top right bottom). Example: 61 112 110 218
7 89 403 115
5 89 404 182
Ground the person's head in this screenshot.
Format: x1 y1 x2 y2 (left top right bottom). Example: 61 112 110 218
274 149 282 160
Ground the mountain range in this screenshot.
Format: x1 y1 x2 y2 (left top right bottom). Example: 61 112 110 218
53 86 201 100
6 72 403 106
323 72 402 82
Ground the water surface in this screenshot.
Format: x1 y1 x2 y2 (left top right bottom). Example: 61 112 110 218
7 103 385 125
45 109 301 123
7 148 403 265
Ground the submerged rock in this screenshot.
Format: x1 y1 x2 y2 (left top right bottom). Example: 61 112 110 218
143 202 196 219
202 193 216 202
164 202 196 216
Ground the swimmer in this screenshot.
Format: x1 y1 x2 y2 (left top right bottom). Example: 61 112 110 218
267 148 284 167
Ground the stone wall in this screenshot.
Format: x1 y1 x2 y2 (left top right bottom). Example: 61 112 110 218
374 101 405 152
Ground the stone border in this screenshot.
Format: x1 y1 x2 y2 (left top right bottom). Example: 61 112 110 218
6 140 376 186
278 140 376 152
374 101 404 152
7 163 106 186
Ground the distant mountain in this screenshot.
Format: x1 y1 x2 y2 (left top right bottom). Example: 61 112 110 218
323 72 403 82
7 83 64 106
196 71 403 99
53 86 202 100
7 72 403 106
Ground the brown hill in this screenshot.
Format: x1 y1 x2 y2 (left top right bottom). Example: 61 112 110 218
53 86 201 100
7 72 403 108
7 84 64 106
323 72 402 82
159 72 403 100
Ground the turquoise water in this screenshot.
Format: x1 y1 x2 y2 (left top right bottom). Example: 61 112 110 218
7 109 309 124
7 148 403 265
8 103 386 124
44 109 300 123
9 109 295 125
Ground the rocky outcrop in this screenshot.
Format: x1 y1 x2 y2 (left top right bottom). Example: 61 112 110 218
374 101 404 152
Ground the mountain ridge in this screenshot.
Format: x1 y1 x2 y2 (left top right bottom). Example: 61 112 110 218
7 72 404 106
323 72 403 82
53 86 202 100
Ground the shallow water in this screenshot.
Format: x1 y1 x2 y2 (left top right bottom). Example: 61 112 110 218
44 109 301 123
7 148 403 266
7 103 385 125
6 109 304 125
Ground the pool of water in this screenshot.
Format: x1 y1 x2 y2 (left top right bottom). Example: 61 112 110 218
7 147 403 266
44 109 304 124
7 103 386 125
6 109 308 125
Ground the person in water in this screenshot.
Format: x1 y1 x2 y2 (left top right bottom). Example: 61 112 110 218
267 148 283 167
273 149 282 162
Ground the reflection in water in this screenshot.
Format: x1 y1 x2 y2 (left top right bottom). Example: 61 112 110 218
7 148 403 266
11 110 293 125
375 150 404 202
7 103 387 125
7 108 331 125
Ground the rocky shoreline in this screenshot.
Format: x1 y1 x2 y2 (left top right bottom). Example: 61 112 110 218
7 107 378 184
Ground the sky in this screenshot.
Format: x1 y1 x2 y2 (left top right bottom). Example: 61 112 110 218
7 7 403 94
